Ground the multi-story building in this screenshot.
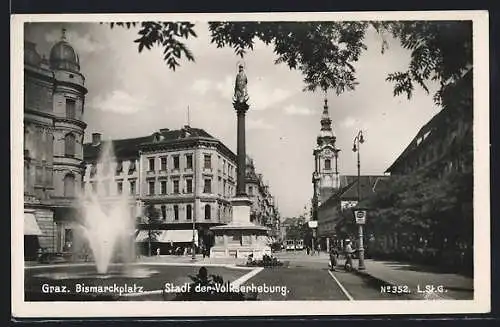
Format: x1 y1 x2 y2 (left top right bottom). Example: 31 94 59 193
23 29 88 258
385 103 472 178
245 156 280 238
82 125 238 251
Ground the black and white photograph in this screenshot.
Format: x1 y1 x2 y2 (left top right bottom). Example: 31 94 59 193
11 11 489 317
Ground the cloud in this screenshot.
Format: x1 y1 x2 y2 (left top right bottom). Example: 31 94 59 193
215 75 234 100
192 79 212 95
283 104 313 116
88 90 152 115
249 86 292 111
45 29 105 54
247 119 274 130
341 116 357 128
212 75 293 111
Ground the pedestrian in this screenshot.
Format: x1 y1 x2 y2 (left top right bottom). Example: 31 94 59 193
344 239 354 271
156 247 160 256
329 246 338 271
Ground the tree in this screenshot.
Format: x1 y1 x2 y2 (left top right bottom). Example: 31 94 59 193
144 204 163 256
108 21 472 108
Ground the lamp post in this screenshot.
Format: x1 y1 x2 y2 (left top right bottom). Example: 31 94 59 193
352 130 366 270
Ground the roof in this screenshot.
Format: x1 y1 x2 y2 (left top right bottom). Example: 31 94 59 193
83 127 234 162
320 175 389 208
385 108 447 173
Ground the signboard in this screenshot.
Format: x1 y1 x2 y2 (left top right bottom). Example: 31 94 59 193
354 210 367 224
341 200 358 211
308 221 318 228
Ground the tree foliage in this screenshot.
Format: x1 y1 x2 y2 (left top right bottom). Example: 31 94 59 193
109 20 472 108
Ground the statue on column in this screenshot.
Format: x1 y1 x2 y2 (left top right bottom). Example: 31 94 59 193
233 63 249 104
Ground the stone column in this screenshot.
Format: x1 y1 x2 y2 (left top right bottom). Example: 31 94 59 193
235 102 249 196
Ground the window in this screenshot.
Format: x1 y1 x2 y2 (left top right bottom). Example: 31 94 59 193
186 179 193 193
325 159 331 170
64 133 75 157
204 155 211 169
204 179 211 193
218 176 222 195
63 174 75 197
130 180 136 195
66 99 76 119
173 180 179 194
128 161 136 174
149 158 155 171
204 204 211 220
160 157 167 171
186 154 193 169
223 180 227 196
223 160 226 174
64 229 73 245
148 181 155 195
115 161 123 175
249 186 253 196
186 204 192 220
161 181 167 195
173 155 180 169
161 205 166 220
174 205 179 220
117 181 123 194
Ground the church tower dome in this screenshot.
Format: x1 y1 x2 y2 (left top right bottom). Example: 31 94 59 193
49 28 80 72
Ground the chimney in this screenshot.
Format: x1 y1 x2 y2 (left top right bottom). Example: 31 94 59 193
92 133 101 146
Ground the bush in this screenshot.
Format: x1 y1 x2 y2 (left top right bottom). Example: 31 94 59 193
171 267 258 301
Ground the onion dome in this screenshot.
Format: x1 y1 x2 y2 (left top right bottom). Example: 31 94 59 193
24 41 42 66
49 28 80 72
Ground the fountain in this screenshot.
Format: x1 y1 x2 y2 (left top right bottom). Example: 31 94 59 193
76 140 136 274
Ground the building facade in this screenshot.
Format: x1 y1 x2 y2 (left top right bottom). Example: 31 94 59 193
245 156 280 238
385 104 472 178
24 30 88 258
83 126 238 251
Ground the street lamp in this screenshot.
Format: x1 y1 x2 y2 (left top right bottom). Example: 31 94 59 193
352 130 366 270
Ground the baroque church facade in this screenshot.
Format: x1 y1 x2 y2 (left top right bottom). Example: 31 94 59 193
24 29 87 258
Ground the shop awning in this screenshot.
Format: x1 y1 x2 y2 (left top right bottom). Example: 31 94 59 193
159 230 198 243
135 230 198 243
135 230 165 242
24 212 42 236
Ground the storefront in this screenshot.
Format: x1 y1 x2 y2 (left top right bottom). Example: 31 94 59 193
24 209 43 260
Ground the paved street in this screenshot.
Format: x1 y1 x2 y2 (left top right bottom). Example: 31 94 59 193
25 251 473 301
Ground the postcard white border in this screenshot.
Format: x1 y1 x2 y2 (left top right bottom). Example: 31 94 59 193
11 11 490 317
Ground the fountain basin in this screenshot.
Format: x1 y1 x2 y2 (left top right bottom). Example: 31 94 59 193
24 263 248 301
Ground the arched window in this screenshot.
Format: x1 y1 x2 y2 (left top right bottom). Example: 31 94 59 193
65 133 76 157
204 204 211 220
63 173 75 197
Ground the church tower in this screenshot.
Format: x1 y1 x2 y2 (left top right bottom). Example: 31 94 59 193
312 97 340 216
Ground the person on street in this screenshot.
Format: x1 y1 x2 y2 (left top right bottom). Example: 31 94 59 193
344 239 355 271
329 246 338 271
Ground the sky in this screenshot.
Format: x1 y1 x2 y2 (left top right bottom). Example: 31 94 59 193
24 21 441 218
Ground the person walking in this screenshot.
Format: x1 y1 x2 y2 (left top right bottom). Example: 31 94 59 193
344 239 354 271
329 246 338 271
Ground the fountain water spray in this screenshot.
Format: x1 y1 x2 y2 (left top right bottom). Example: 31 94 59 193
77 140 137 274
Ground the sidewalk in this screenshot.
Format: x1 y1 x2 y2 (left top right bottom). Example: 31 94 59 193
353 259 474 300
